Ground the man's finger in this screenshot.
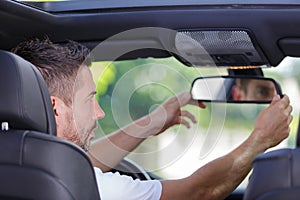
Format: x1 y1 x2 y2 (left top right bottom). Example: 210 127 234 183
167 92 191 107
181 110 197 124
189 99 206 108
270 94 280 105
178 118 190 129
168 92 206 108
279 95 290 108
284 105 293 116
288 115 293 124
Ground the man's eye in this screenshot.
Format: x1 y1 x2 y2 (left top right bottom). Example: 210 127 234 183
256 88 272 99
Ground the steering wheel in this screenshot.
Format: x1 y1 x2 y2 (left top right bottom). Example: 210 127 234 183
110 157 152 180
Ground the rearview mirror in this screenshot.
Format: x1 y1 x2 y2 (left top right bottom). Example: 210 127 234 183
191 76 282 103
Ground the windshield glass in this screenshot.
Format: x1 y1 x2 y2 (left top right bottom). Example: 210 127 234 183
90 56 298 190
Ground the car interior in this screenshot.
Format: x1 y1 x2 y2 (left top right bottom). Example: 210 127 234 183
1 0 300 199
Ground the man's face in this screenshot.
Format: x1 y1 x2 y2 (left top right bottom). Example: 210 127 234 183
240 79 277 101
59 66 105 151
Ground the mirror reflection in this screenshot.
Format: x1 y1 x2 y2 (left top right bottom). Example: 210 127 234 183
232 78 277 101
191 76 282 103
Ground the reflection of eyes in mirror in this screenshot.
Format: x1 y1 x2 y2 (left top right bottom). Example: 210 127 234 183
231 79 277 101
191 76 282 103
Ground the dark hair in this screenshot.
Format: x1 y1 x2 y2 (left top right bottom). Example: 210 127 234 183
229 68 264 94
228 68 264 77
12 38 91 105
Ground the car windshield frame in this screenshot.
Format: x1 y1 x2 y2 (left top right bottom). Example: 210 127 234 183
14 0 300 13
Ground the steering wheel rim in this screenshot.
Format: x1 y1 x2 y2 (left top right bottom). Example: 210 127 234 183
110 157 151 180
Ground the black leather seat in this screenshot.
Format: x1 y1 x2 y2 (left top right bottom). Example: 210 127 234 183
244 118 300 200
244 148 300 200
0 50 101 200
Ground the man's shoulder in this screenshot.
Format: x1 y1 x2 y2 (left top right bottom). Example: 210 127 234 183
93 167 162 199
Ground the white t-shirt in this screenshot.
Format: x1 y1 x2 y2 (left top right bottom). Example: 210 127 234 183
94 167 162 200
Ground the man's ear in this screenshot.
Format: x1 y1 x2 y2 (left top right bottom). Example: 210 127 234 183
50 96 58 116
50 96 66 117
50 96 70 138
231 86 241 101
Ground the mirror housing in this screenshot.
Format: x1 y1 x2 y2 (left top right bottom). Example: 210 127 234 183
191 76 282 103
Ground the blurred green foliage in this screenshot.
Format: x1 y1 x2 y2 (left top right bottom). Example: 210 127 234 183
92 57 203 136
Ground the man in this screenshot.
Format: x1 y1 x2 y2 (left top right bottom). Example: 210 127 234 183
13 38 293 200
229 68 277 101
12 39 205 172
232 78 277 101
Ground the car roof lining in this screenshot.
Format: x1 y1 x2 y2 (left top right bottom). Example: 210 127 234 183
3 0 300 66
81 40 171 62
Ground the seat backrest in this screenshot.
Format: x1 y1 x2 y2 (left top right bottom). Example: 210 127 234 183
0 50 101 200
244 148 300 200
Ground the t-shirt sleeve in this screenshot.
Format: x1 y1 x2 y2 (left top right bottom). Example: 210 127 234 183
94 167 162 200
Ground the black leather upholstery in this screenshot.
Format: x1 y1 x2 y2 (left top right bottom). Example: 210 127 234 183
0 50 56 135
244 148 300 200
0 50 101 200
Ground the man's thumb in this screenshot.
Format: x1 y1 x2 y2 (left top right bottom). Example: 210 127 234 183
271 94 280 105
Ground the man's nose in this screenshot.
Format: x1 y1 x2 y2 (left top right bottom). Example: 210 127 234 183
94 99 105 119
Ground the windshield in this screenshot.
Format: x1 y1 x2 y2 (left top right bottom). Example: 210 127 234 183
90 56 298 190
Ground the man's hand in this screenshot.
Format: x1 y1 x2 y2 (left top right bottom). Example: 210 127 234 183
250 94 293 152
160 94 293 200
89 92 206 171
147 92 206 136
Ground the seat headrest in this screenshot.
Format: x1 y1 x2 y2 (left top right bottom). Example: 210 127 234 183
0 50 56 135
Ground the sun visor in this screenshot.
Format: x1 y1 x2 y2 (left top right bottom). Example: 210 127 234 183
278 38 300 57
174 30 268 67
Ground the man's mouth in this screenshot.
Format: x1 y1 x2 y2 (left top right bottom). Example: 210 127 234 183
90 131 95 140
